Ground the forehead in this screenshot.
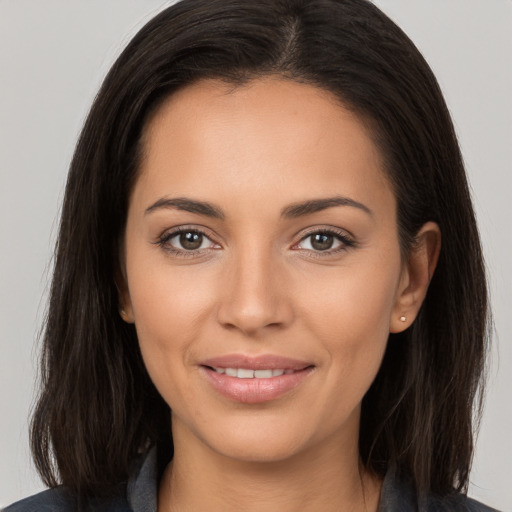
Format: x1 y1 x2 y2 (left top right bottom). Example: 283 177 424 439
142 77 377 158
135 77 393 216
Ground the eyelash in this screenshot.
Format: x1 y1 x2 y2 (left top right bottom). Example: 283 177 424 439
293 228 356 257
155 226 356 259
155 226 219 259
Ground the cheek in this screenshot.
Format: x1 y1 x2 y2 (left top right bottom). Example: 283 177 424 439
298 255 401 388
125 256 218 394
302 258 399 333
129 254 217 331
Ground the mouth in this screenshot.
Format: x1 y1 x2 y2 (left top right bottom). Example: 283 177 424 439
200 355 314 404
207 367 300 378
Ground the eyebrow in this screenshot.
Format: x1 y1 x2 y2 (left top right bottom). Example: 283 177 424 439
145 197 225 219
145 195 372 219
280 196 373 218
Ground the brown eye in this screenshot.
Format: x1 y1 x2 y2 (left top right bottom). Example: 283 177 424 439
165 230 212 251
178 231 204 250
295 230 354 254
310 233 334 251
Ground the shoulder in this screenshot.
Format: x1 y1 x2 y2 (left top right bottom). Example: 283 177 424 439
422 493 501 512
2 485 131 512
379 467 501 512
3 487 75 512
3 448 158 512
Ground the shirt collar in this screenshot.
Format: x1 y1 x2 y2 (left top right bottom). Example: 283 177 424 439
126 447 413 512
127 446 158 512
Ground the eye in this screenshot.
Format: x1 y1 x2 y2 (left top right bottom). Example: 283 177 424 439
157 227 219 255
169 230 210 251
295 229 355 253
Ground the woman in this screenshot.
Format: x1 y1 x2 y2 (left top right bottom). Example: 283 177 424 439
4 0 500 510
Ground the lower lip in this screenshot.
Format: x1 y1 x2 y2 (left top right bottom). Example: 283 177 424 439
201 366 314 404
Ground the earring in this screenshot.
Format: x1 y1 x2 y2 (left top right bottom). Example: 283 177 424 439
120 309 127 318
400 316 406 322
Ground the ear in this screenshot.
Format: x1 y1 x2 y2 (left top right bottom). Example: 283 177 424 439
390 221 441 333
115 262 135 324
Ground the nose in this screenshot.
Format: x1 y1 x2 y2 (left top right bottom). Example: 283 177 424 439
216 244 293 337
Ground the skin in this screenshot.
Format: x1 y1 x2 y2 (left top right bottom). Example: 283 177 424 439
120 77 440 511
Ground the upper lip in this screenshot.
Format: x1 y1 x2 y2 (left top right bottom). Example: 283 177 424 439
201 354 313 370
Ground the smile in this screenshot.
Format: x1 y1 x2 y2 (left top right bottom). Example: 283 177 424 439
211 368 295 378
200 355 314 404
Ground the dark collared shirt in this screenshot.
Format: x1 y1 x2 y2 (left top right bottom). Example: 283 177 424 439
3 448 500 511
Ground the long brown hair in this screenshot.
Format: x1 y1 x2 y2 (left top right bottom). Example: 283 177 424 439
31 0 490 501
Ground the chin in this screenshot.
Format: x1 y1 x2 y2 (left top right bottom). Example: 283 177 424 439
184 411 316 464
211 436 308 465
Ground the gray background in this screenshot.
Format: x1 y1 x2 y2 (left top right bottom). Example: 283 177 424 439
1 1 511 509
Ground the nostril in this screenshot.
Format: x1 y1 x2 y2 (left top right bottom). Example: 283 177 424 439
216 271 294 335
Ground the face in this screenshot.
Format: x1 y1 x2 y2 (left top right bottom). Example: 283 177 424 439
121 78 411 464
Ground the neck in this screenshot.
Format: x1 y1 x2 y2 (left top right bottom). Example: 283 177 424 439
158 420 382 512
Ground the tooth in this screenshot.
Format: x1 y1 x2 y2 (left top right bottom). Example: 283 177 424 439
217 367 290 378
254 369 273 378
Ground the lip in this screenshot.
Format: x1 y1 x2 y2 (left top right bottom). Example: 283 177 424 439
200 354 314 404
201 354 312 371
